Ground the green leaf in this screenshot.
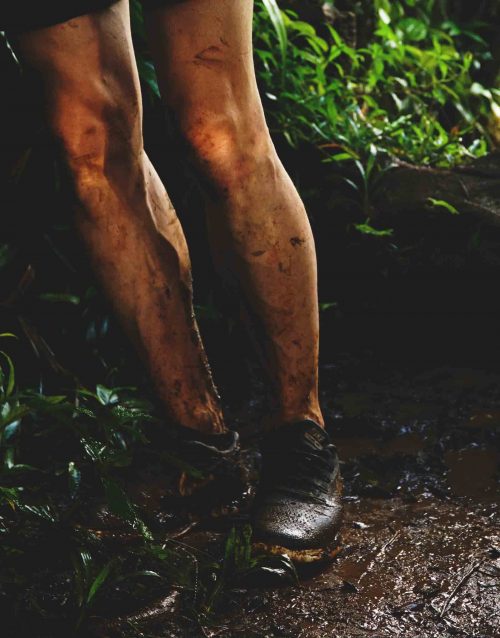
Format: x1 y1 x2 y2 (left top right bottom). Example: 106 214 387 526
130 0 146 40
38 293 80 305
103 477 136 522
354 222 394 237
399 18 428 42
4 463 39 473
96 384 119 406
102 477 152 539
427 197 460 215
87 561 114 604
68 461 81 499
0 351 15 397
378 8 391 25
20 504 58 523
262 0 288 66
0 406 30 431
0 486 21 509
331 152 355 162
320 302 338 311
3 420 20 442
137 57 161 99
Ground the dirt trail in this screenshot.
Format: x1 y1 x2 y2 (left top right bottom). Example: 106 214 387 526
152 361 500 638
6 360 498 638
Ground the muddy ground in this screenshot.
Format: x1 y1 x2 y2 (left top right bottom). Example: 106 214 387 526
91 358 499 638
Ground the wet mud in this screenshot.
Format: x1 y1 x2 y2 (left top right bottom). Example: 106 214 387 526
98 360 499 638
204 363 499 638
2 359 499 638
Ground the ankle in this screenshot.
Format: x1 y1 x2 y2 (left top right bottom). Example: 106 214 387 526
163 405 227 436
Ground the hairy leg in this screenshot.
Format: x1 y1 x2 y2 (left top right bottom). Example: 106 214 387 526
15 0 225 433
146 0 324 427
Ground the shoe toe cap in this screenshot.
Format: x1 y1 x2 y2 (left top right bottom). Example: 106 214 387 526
252 497 343 550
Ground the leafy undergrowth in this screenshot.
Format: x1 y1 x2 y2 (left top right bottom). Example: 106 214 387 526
251 0 499 231
255 0 497 165
0 340 296 637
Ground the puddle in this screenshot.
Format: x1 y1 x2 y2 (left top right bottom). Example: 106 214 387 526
218 496 499 638
445 447 500 498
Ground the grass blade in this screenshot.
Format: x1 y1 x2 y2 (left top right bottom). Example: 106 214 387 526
262 0 288 67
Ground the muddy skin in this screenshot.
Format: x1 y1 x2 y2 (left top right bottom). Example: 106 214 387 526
145 0 325 428
17 0 227 435
18 0 326 435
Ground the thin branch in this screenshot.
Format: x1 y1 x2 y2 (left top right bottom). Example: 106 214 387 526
439 560 484 618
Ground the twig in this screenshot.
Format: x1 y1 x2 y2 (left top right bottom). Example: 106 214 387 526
92 591 181 635
170 520 200 539
380 531 401 555
358 531 401 585
439 560 484 618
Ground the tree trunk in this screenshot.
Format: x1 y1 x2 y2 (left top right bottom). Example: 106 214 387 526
373 151 500 226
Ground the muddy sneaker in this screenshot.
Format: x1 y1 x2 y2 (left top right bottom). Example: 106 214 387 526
174 428 241 492
159 427 249 522
179 428 240 458
252 420 343 563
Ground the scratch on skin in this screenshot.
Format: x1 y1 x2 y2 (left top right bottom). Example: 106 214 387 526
290 236 306 247
193 45 226 69
252 250 266 257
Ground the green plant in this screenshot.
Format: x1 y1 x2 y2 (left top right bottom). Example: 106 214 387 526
253 0 498 228
199 524 298 617
0 344 297 634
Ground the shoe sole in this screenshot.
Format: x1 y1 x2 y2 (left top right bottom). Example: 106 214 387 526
252 532 342 565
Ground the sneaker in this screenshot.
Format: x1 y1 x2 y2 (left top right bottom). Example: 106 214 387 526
176 428 240 476
251 420 343 563
160 427 248 520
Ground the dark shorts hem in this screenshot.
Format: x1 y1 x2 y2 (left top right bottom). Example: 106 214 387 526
1 0 119 34
1 0 183 35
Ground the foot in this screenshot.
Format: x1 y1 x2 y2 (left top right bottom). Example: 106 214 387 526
251 420 343 563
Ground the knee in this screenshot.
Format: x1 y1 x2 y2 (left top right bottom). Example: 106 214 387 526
49 85 143 196
179 109 278 195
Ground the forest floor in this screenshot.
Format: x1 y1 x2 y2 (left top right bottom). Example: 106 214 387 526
92 356 500 638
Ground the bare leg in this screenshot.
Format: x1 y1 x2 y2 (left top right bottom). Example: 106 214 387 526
15 0 225 433
146 0 324 427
